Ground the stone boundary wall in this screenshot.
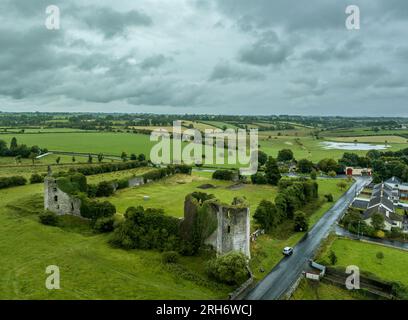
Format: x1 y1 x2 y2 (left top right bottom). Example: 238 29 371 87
229 268 254 300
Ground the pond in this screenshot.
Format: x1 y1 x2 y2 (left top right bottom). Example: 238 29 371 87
320 141 390 151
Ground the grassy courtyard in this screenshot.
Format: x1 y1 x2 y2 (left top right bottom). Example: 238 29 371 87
103 173 277 217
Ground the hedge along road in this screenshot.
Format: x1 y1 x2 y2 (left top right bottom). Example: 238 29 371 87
245 176 371 300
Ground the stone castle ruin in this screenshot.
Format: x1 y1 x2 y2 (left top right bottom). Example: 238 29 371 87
44 167 84 216
44 167 250 257
181 193 251 258
44 166 147 217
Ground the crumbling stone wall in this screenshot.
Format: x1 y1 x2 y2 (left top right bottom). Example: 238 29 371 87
128 176 145 187
205 202 251 258
181 195 251 258
44 176 82 216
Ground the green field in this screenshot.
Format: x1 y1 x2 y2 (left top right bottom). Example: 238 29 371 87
1 131 406 165
260 135 406 162
103 173 277 217
323 127 408 138
0 132 243 167
0 132 154 156
330 135 408 144
199 121 240 130
0 128 88 133
318 238 408 286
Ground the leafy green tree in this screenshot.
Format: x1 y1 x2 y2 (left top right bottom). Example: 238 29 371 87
130 153 137 161
96 181 115 197
10 137 18 150
337 181 347 190
265 157 281 185
342 210 364 233
372 213 385 231
318 158 338 173
253 200 280 232
138 153 146 161
121 152 128 162
161 251 179 264
30 173 44 184
329 251 337 265
328 170 337 178
206 252 249 285
29 152 36 165
376 251 384 264
94 216 115 233
371 159 386 181
257 150 268 167
97 153 104 163
310 169 317 180
56 156 61 165
39 211 59 226
88 154 93 163
277 149 294 162
72 156 76 163
251 173 267 185
81 199 116 222
324 193 334 202
297 159 314 173
0 139 7 155
294 211 308 232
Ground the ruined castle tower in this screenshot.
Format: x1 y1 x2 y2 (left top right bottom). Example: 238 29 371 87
44 166 81 216
181 195 251 258
204 200 251 258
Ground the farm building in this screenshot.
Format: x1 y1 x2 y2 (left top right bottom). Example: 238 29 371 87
345 167 372 177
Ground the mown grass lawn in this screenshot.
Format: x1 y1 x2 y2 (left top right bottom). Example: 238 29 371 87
318 238 408 286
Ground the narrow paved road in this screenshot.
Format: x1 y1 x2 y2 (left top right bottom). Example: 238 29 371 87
245 177 370 300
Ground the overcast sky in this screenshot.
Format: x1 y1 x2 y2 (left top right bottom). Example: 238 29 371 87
0 0 407 116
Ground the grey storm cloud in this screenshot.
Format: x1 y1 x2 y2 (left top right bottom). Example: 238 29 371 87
209 61 265 82
302 39 364 62
0 0 407 115
239 32 292 66
139 55 170 70
76 6 153 38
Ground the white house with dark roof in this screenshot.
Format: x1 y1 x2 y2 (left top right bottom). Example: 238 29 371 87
356 183 403 231
385 177 408 201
